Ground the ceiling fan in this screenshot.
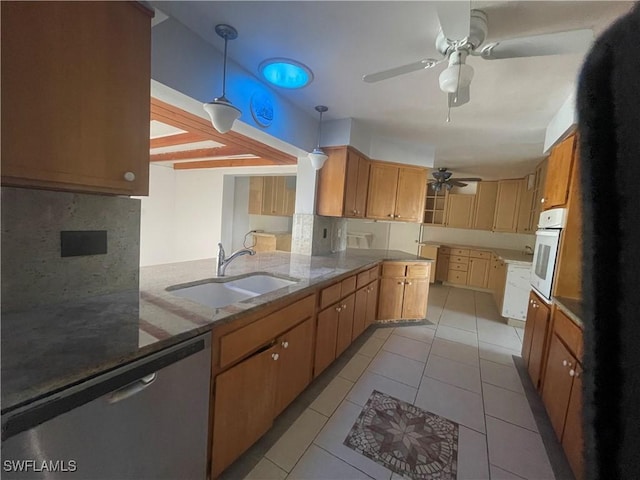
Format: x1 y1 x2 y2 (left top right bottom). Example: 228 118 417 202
429 168 481 192
362 1 594 109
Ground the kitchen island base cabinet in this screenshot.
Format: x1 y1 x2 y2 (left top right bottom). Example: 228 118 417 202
378 262 430 320
212 344 279 478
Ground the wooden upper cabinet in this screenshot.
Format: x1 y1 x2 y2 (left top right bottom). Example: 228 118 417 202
542 134 576 210
1 2 152 195
249 176 295 216
473 181 498 230
395 167 427 222
249 177 264 214
366 162 426 223
517 177 536 234
366 163 400 220
316 147 369 218
493 179 522 232
446 194 475 228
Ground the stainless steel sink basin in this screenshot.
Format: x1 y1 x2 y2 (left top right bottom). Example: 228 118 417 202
168 274 298 309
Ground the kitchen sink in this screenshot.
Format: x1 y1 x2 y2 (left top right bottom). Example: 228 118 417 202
168 274 298 309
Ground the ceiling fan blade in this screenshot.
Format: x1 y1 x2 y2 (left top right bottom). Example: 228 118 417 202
448 85 470 108
452 177 482 182
436 0 470 40
481 29 594 60
449 180 468 187
362 58 441 83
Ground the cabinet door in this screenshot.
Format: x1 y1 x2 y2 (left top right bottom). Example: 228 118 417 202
366 281 378 327
542 135 575 210
436 254 450 282
542 334 576 440
336 294 356 356
467 258 490 288
562 366 584 480
1 2 152 195
273 177 287 215
314 306 339 377
521 292 538 367
353 287 368 340
212 345 278 477
261 177 276 215
473 181 499 230
517 177 535 233
395 167 427 222
249 177 264 214
344 151 369 218
493 180 522 232
402 278 429 319
274 318 314 415
528 299 551 390
446 194 475 228
377 278 405 320
366 163 399 220
284 177 296 216
316 147 348 217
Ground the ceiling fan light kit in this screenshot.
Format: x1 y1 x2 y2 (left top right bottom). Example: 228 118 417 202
308 105 329 170
204 24 242 134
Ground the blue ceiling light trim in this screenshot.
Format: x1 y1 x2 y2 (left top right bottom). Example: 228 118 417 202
259 58 313 89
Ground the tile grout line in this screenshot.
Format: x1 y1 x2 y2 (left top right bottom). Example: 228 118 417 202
475 289 493 480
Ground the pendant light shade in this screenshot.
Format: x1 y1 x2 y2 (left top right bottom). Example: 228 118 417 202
204 24 241 134
308 105 328 170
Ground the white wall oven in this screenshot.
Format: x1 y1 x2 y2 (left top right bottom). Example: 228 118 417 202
530 208 567 301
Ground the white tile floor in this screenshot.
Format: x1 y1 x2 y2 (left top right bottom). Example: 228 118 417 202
243 285 557 480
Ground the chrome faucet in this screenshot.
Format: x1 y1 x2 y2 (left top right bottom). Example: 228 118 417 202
217 242 255 277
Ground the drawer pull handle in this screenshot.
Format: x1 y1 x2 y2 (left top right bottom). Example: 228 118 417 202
281 341 289 349
272 353 279 361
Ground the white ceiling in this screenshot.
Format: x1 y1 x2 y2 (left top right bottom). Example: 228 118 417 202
154 1 632 178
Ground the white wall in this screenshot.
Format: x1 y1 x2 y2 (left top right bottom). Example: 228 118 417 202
544 92 577 153
139 164 296 266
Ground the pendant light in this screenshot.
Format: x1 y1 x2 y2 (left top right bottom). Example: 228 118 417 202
308 105 328 170
203 24 241 134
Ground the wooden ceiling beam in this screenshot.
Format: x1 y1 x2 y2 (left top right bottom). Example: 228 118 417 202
173 158 285 170
150 98 297 165
150 146 251 162
150 132 208 149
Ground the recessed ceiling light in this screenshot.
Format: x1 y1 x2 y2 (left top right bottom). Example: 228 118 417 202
259 58 313 89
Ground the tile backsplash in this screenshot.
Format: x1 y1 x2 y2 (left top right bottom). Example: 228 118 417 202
1 187 140 313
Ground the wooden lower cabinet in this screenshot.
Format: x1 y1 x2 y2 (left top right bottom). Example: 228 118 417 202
435 253 450 282
336 294 355 357
562 368 584 480
467 257 490 288
274 318 315 416
314 306 339 377
542 334 577 440
378 262 430 320
212 344 279 478
521 291 551 390
353 281 378 340
366 281 378 326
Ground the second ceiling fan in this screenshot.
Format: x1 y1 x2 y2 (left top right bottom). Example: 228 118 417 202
362 1 593 108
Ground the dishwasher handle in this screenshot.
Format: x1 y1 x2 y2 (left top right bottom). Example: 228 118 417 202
107 373 157 404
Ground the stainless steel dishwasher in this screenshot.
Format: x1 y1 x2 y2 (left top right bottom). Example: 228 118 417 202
1 334 211 479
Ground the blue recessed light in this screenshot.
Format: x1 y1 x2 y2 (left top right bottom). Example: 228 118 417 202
259 58 313 89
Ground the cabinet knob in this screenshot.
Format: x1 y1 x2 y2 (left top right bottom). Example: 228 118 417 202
397 281 404 285
123 171 136 182
388 214 394 218
336 306 342 312
281 341 289 349
272 353 279 361
541 198 545 204
406 282 412 285
353 209 357 214
569 369 576 377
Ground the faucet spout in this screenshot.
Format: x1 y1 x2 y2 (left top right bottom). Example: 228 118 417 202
217 242 255 276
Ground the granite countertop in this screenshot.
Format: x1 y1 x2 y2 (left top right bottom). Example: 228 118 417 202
1 249 432 417
418 242 534 266
553 296 583 328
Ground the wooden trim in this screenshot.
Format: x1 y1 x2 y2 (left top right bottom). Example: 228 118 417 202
368 158 428 172
150 132 208 149
150 146 251 162
173 158 290 170
150 98 296 165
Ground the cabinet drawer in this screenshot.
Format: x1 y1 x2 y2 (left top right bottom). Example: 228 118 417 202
341 275 357 297
451 248 470 257
406 264 430 278
220 295 315 368
368 266 379 280
451 256 469 265
356 271 370 289
439 246 451 255
447 270 468 285
470 250 491 259
382 263 407 277
554 308 583 359
320 282 342 310
449 262 468 272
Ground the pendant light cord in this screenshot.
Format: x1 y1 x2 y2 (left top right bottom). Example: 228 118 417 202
221 35 228 98
316 110 323 149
